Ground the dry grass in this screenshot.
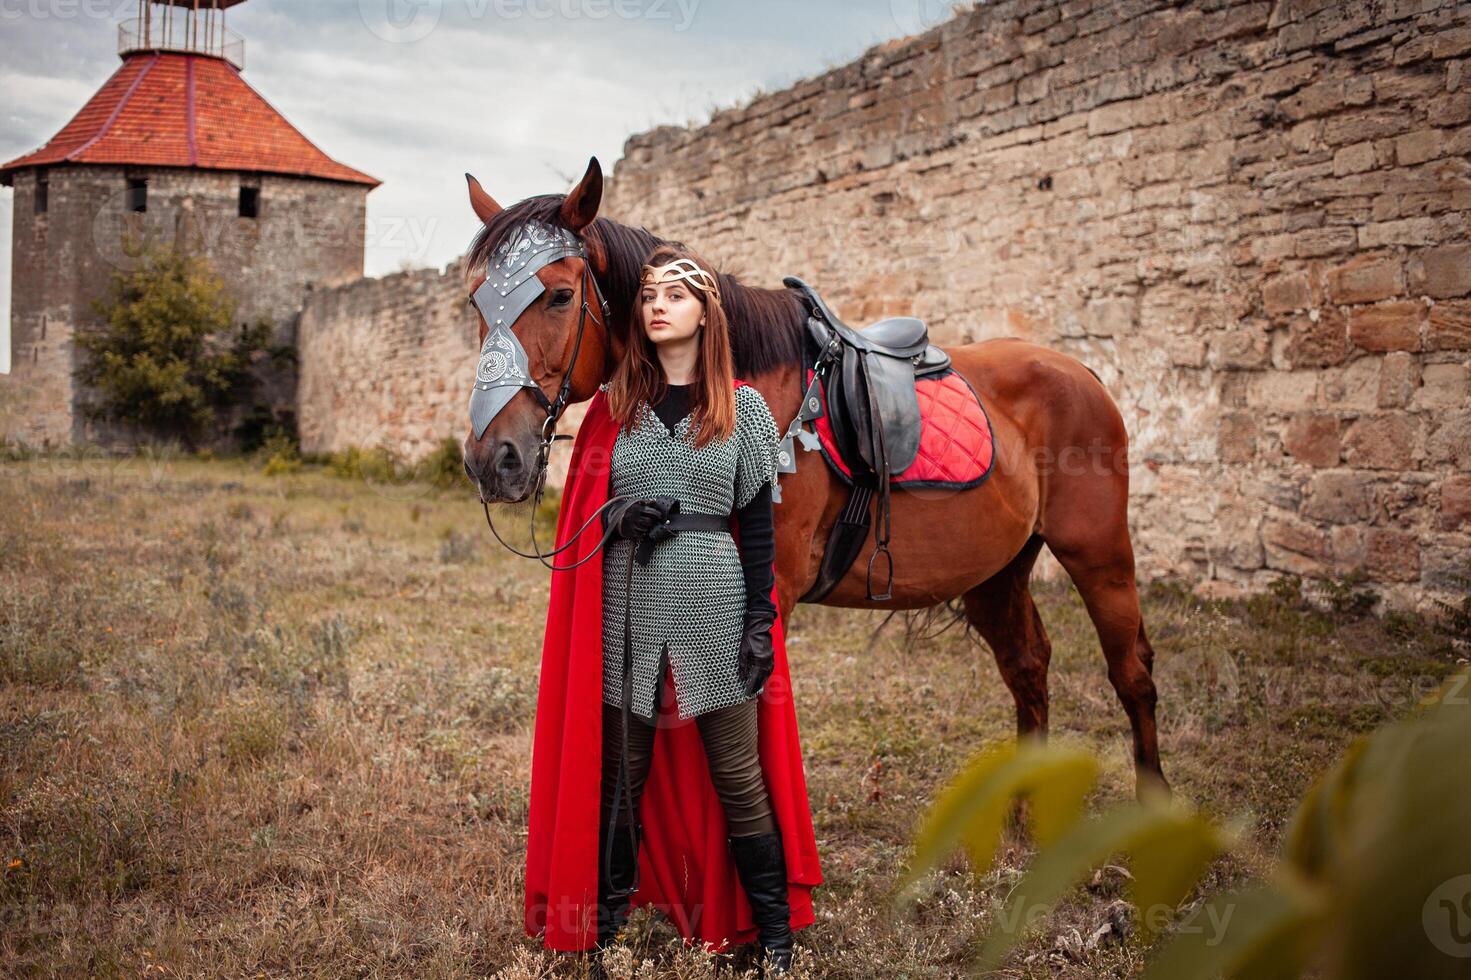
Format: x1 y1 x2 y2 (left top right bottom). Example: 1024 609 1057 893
1 454 1463 978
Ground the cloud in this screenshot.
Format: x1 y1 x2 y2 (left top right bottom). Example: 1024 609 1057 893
0 0 928 325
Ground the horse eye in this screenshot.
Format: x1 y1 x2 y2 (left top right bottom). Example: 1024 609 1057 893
550 289 574 307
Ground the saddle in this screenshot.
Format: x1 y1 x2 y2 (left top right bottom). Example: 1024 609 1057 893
787 277 952 478
783 277 953 602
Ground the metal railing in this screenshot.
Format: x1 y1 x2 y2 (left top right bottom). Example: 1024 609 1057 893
118 17 245 70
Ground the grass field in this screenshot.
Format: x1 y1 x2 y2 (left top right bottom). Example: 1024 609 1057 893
2 454 1464 978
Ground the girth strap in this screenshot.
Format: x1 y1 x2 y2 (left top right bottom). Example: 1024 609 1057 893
797 483 874 604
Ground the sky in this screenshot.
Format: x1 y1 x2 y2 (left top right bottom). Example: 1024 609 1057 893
0 0 968 372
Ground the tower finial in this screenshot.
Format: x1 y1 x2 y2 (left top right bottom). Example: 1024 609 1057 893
121 0 249 69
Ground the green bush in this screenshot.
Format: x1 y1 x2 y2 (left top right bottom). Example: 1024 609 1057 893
75 235 283 448
323 437 470 492
421 436 469 490
256 424 302 477
326 445 398 483
260 445 301 477
1315 569 1378 619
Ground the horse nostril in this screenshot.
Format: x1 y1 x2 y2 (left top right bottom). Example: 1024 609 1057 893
494 441 520 477
463 456 477 482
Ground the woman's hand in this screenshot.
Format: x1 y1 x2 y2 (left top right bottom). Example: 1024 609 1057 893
603 496 677 540
737 600 776 698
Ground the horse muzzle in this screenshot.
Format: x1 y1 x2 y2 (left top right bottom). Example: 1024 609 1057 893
462 434 541 503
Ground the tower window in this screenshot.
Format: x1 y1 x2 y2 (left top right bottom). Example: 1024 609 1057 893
35 170 48 214
239 185 259 219
126 177 147 213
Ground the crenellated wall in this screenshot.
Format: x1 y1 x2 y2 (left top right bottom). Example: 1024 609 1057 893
295 0 1471 610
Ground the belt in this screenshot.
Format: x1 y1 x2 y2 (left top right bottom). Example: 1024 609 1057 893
633 510 732 564
603 504 732 901
659 511 733 531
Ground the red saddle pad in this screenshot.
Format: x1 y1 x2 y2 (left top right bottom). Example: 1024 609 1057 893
805 366 995 489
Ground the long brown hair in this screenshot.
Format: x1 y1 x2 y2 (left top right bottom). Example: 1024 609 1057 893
605 242 737 449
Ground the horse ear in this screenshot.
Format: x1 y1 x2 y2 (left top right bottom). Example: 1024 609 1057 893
560 157 603 232
465 173 502 224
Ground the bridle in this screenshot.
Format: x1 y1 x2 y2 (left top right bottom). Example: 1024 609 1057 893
468 220 633 571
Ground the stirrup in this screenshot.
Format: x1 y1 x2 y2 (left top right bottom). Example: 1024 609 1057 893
865 543 893 601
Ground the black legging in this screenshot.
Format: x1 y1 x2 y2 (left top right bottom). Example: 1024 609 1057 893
600 648 776 838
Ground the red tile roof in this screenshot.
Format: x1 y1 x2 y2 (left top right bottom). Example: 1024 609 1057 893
0 51 380 188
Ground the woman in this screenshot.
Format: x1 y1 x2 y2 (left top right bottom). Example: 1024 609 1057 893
523 243 822 975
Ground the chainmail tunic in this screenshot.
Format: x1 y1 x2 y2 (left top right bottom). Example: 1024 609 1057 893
602 383 781 722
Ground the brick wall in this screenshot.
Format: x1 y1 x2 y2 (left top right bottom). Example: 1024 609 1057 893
593 0 1471 609
294 257 592 489
4 168 79 447
296 257 481 461
1 164 367 448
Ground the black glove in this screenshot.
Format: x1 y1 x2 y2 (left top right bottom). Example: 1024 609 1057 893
602 495 682 565
737 596 777 698
602 495 678 541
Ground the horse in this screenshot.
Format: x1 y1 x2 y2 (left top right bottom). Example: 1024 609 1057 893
459 157 1166 795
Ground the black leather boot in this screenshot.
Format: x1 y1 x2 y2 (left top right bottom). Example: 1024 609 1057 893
729 831 794 975
591 821 640 978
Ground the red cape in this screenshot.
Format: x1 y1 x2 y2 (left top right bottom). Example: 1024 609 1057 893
524 379 823 952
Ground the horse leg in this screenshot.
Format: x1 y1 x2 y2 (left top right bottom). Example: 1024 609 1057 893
962 534 1052 739
1136 619 1157 675
1045 527 1168 796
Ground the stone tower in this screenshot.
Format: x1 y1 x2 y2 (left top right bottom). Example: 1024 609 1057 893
0 0 380 449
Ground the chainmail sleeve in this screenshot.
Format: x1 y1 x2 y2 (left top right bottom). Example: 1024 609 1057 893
732 385 781 510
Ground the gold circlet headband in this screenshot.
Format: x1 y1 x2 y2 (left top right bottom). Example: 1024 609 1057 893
639 258 722 304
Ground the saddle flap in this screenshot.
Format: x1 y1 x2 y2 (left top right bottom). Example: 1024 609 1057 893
861 352 924 471
840 347 874 475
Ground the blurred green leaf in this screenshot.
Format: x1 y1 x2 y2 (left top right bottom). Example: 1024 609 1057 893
1282 737 1364 883
1321 670 1471 980
1140 878 1325 980
976 797 1232 971
911 670 1471 979
1152 667 1471 980
896 737 1097 903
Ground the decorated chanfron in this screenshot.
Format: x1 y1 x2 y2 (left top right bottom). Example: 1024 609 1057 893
468 220 586 439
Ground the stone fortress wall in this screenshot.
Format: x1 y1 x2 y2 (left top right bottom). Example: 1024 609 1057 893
295 0 1471 609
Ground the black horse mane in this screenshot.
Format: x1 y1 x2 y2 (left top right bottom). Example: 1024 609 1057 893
463 194 807 379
